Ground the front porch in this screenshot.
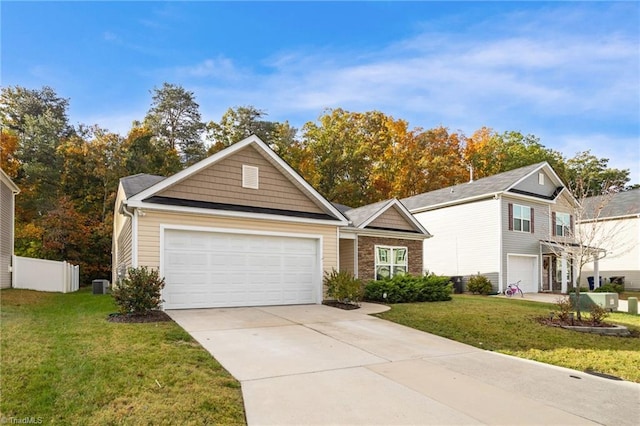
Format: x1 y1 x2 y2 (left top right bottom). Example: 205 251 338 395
540 240 603 294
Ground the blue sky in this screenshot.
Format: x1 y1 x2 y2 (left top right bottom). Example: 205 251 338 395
2 1 639 183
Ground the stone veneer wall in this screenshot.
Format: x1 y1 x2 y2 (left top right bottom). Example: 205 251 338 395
357 236 423 281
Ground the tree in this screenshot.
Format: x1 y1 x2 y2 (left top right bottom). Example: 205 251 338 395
565 151 630 197
144 83 205 165
122 125 182 176
0 129 20 176
543 180 634 319
0 85 70 135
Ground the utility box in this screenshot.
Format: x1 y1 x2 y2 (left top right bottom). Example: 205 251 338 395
451 276 464 294
92 279 110 295
570 292 618 312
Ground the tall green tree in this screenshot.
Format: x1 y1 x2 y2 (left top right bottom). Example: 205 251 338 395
144 83 205 166
565 151 630 197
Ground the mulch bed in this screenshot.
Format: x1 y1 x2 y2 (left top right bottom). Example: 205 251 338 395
107 310 173 323
322 300 361 310
536 317 615 328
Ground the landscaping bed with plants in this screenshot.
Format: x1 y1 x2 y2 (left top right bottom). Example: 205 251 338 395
377 295 640 382
0 288 246 424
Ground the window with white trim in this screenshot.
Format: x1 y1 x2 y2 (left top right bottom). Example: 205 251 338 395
375 246 407 280
513 204 531 232
555 212 571 237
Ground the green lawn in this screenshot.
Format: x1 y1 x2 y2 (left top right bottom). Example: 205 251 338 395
0 288 246 425
376 295 640 383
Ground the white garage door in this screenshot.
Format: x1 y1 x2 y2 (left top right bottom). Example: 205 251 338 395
163 229 319 309
507 255 538 293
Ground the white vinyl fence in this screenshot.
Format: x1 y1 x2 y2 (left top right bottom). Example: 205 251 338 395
12 255 79 293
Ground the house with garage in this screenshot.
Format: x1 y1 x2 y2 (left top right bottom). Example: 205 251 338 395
1 168 20 289
402 162 580 294
335 199 431 280
112 135 431 309
580 188 640 290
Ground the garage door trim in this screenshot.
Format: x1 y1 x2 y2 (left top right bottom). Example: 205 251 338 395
159 224 324 309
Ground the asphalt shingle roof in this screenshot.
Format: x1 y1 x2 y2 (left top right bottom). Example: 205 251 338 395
121 174 166 198
582 188 640 219
401 162 548 211
341 199 394 228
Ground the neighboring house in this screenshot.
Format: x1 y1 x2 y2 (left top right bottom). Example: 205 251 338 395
335 199 432 281
580 188 640 290
0 168 19 289
403 162 580 294
113 135 350 309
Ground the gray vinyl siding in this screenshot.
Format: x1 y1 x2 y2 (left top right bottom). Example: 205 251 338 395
0 180 13 288
501 197 549 289
512 169 558 198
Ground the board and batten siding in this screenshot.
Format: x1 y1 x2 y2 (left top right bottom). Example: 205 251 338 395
0 180 14 289
369 206 416 231
413 197 500 282
158 145 325 215
136 210 339 274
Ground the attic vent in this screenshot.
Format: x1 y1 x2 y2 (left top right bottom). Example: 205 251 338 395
242 165 259 189
538 173 545 185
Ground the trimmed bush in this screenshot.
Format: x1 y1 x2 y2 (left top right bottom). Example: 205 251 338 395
112 266 165 315
324 269 363 305
594 283 624 294
364 273 452 303
466 275 493 295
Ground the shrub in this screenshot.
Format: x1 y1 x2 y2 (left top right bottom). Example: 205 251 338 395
466 275 493 295
364 273 452 303
594 283 624 294
588 302 610 325
554 297 573 322
112 266 165 315
324 269 363 305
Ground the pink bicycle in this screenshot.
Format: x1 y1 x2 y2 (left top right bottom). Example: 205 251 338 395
504 280 524 297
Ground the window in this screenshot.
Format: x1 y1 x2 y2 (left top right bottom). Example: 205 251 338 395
375 246 407 280
513 204 531 232
242 165 259 189
555 212 571 237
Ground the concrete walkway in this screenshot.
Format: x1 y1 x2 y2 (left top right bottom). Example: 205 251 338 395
168 304 640 425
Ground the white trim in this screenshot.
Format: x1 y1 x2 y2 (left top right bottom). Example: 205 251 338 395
506 253 539 293
129 135 347 222
0 169 19 194
126 199 347 227
374 244 409 280
409 193 501 214
360 199 431 236
353 236 359 279
131 208 139 267
159 224 324 308
340 227 430 241
498 196 504 293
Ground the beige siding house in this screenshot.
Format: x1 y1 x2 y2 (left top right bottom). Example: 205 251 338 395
113 136 348 309
0 169 19 289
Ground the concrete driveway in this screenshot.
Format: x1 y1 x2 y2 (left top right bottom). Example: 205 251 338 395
168 304 640 425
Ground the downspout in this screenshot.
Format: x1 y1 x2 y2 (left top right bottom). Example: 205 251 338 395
121 201 138 268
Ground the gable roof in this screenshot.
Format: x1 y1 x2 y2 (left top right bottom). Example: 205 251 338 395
582 188 640 220
122 135 347 224
120 174 166 198
0 168 20 194
402 162 566 213
341 198 431 236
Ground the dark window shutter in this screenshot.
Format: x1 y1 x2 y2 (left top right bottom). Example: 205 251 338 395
570 215 574 234
508 203 513 231
551 212 556 236
530 208 535 233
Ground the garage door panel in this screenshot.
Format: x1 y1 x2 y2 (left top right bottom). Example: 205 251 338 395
507 255 538 293
163 229 318 309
